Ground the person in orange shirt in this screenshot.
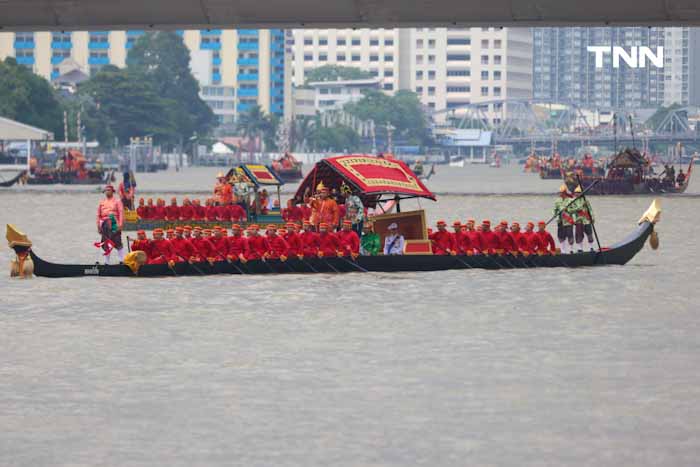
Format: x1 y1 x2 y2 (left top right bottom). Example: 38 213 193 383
305 185 339 230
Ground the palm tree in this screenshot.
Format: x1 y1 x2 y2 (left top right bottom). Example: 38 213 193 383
291 115 316 152
236 105 271 158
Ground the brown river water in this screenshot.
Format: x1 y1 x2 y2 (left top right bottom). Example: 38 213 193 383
1 164 699 466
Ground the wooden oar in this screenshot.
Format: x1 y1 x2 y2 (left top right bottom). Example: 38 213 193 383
454 255 473 269
338 255 368 272
297 256 319 273
211 245 246 274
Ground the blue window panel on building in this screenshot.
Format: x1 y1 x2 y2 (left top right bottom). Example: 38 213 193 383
270 104 284 115
89 31 109 35
212 57 222 65
14 41 35 49
237 103 253 113
201 42 221 50
201 29 222 35
16 56 35 65
51 70 60 79
237 58 259 66
88 56 110 65
50 56 65 65
238 42 259 51
127 30 144 35
238 88 259 97
51 41 72 49
89 42 110 49
176 30 184 36
212 73 222 83
238 73 259 81
238 29 258 36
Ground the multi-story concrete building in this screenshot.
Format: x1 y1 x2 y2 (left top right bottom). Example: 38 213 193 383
291 29 399 93
0 29 292 125
532 27 700 108
291 27 532 124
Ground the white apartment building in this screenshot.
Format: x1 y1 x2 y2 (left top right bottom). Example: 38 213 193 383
292 28 533 124
291 29 400 92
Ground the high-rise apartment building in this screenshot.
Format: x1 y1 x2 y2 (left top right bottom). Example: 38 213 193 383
291 27 532 123
532 27 700 108
0 29 292 125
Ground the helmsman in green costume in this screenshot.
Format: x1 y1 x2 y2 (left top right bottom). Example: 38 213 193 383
570 185 595 252
553 184 576 254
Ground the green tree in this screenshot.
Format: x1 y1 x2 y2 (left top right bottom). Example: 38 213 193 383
345 89 430 145
308 124 359 152
0 57 64 138
305 65 372 84
236 105 272 156
127 31 216 143
80 66 175 144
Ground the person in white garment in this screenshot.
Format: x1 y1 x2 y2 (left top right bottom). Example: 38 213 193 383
383 222 405 255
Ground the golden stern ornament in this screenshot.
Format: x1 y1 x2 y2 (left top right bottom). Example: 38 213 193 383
6 224 34 278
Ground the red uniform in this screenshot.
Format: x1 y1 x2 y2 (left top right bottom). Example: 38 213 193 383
284 231 303 257
152 205 166 220
479 230 501 254
210 236 229 260
229 204 247 221
216 205 231 222
266 235 290 259
179 205 194 221
136 206 148 219
148 239 175 264
193 204 206 220
165 205 180 221
227 235 248 259
523 231 538 254
430 230 456 255
205 205 218 221
510 232 528 253
318 231 340 256
282 206 304 223
455 231 473 254
131 239 152 259
497 231 516 253
245 235 269 260
170 237 196 262
535 231 557 254
299 231 320 257
300 205 312 222
191 237 216 261
337 229 360 256
465 230 482 253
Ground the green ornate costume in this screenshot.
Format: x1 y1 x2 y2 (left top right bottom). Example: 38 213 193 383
360 232 381 256
570 196 595 225
553 197 576 226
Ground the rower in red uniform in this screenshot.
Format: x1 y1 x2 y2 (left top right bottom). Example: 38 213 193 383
265 225 290 260
144 198 155 219
165 228 175 240
136 198 147 219
228 202 247 222
536 221 557 255
299 220 320 258
509 222 528 254
496 221 516 254
130 229 152 259
226 224 248 261
282 199 304 223
183 225 193 240
216 202 231 223
192 199 205 221
479 220 501 255
190 227 216 264
171 226 196 263
464 219 482 253
452 221 465 253
165 198 180 221
430 220 457 255
204 199 218 222
337 219 360 258
180 198 194 221
317 222 340 257
148 228 176 265
152 199 166 220
523 222 538 254
283 222 303 258
245 225 269 260
210 226 229 260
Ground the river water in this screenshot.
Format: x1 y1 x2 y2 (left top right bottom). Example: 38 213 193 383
1 164 699 466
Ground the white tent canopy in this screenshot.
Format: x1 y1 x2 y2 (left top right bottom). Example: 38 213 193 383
212 142 234 155
0 116 54 141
